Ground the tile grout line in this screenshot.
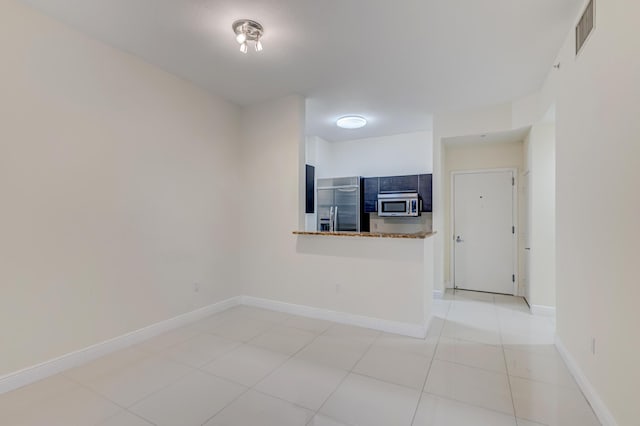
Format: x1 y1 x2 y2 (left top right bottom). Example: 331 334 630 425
61 330 225 424
446 292 572 425
8 298 545 426
68 309 291 426
140 326 266 426
408 298 452 426
235 297 552 425
192 329 303 426
197 313 379 425
6 309 298 424
292 321 359 425
119 328 249 424
497 296 520 425
198 314 332 425
307 326 382 425
425 358 507 377
106 409 159 426
415 292 525 422
65 373 159 426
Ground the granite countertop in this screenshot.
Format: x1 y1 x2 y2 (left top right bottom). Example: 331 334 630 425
292 230 435 239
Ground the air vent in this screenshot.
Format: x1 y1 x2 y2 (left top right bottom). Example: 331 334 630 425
576 0 595 55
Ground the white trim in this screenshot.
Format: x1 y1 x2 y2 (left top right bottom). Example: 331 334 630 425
0 296 242 395
433 289 444 300
241 296 429 339
530 304 556 317
450 168 519 295
423 315 434 338
555 336 617 426
0 295 432 395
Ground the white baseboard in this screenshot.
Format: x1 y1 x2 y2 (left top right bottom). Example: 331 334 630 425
555 337 617 426
0 296 241 395
423 314 434 337
0 295 431 396
530 304 556 317
241 296 429 339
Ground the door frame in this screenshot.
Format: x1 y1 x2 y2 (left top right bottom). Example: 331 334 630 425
450 168 519 295
522 169 531 302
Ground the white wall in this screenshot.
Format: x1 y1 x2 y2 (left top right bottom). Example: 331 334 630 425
443 141 525 289
512 92 542 130
524 121 556 308
541 0 640 423
0 1 242 376
240 96 433 326
313 131 433 178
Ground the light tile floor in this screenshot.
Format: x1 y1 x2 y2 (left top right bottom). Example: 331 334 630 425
0 291 601 426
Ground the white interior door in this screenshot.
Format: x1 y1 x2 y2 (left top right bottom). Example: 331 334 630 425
453 170 516 294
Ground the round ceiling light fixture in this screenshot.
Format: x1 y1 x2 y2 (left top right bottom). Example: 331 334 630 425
336 115 367 129
232 19 264 54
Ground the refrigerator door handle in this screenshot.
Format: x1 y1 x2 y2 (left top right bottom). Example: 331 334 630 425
329 206 334 232
334 205 338 231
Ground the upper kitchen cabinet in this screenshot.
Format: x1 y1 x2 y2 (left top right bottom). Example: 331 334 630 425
363 177 379 213
418 174 432 212
363 174 432 213
379 175 419 193
305 164 315 213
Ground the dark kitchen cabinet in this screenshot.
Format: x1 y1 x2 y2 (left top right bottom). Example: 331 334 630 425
363 177 379 213
361 173 432 215
418 174 433 212
379 175 419 193
305 164 315 213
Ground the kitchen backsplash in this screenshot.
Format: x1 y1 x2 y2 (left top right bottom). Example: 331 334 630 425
369 213 432 234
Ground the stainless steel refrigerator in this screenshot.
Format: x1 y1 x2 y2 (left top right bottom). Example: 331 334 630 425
316 176 363 232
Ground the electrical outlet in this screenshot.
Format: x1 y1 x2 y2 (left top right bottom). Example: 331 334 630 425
193 283 200 293
591 337 596 355
335 283 341 293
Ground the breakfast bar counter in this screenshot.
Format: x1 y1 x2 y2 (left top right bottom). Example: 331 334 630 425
292 230 435 239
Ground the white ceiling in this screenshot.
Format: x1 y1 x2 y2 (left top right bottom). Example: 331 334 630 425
443 127 531 147
19 0 583 142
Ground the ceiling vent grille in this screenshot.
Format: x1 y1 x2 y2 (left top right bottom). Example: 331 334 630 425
576 0 595 55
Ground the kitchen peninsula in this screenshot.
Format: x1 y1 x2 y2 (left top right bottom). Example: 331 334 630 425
293 138 436 337
289 228 435 338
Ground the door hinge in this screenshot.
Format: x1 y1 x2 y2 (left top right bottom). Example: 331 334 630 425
512 226 515 234
512 274 515 283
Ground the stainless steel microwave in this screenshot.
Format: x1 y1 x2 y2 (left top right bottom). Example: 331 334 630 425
377 193 421 217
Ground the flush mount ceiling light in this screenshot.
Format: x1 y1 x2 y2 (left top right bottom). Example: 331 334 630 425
336 116 367 129
232 19 264 54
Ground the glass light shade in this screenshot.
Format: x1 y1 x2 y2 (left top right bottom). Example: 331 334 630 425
239 42 248 54
236 33 247 44
255 40 263 52
336 116 367 129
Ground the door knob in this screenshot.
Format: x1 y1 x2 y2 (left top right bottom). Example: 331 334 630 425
456 236 464 243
